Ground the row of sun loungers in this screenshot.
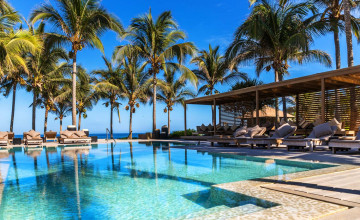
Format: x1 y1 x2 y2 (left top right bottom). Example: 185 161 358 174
196 118 360 154
0 129 92 146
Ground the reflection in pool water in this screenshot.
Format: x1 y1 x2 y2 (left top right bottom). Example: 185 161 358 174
0 142 333 219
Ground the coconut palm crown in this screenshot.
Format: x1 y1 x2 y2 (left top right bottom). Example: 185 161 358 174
113 9 197 133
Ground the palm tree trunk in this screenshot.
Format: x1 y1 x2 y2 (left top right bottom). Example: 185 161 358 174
168 108 170 135
274 71 279 127
72 53 77 128
153 75 157 133
334 29 341 120
78 113 81 131
10 84 17 132
279 74 287 122
44 105 49 133
129 108 133 139
344 0 354 67
60 117 63 131
32 90 36 130
110 103 113 139
344 0 357 130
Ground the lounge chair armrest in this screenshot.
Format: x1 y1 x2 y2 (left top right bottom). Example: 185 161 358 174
338 136 356 140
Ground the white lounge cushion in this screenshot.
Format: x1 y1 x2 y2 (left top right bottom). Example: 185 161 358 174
233 126 247 137
328 118 341 130
0 132 7 140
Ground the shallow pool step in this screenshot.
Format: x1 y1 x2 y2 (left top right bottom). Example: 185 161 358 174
179 205 229 219
189 204 265 220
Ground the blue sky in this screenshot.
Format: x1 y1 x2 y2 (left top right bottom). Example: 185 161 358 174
2 0 360 134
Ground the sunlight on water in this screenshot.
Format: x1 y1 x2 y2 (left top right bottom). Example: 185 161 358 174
0 142 333 219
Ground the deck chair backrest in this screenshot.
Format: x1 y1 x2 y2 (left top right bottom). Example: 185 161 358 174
308 123 337 140
272 124 297 138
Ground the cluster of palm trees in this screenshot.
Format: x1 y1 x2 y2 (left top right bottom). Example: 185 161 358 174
1 0 359 138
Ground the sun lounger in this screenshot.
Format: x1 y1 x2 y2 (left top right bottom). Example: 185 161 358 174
235 126 267 146
247 123 297 149
283 122 338 152
329 129 360 154
44 131 57 142
23 130 43 146
0 132 9 146
59 130 91 144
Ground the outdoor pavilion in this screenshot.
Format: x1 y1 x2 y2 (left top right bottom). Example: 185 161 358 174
183 65 360 135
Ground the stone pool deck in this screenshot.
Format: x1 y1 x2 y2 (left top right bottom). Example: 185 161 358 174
2 139 360 219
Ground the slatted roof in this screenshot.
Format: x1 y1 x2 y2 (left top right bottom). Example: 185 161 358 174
185 65 360 105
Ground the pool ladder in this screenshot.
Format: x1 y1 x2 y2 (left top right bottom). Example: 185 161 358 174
106 128 117 144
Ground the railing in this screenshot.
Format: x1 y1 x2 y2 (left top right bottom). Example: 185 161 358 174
106 128 116 144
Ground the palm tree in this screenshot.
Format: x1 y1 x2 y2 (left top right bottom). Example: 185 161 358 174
116 48 150 139
113 9 197 133
31 0 124 128
314 0 360 120
226 0 331 124
76 71 98 131
0 30 42 132
36 63 69 133
26 22 69 130
157 69 196 135
192 45 247 95
0 0 21 31
93 57 122 139
1 70 27 132
53 98 71 131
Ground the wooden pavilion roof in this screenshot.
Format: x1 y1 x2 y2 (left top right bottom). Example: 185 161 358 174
185 65 360 105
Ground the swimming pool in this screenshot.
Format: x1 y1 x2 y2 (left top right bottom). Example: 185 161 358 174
0 142 333 219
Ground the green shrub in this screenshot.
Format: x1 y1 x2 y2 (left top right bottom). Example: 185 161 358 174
169 129 196 138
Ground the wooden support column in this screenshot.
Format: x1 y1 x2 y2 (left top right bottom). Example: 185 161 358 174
256 90 259 125
321 78 326 123
184 104 187 136
219 105 222 125
296 94 299 125
213 99 216 135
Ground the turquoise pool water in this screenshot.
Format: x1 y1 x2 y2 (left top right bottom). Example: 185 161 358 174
0 142 333 219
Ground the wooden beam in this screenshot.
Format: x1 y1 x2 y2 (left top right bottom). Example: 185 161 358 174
256 90 259 125
331 76 360 85
184 104 187 136
321 78 326 123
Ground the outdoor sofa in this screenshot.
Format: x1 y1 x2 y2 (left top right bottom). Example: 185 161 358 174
329 129 360 154
283 119 341 152
23 130 43 145
59 130 91 144
247 123 297 149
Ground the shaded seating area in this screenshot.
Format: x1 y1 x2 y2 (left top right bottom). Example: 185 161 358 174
183 66 360 151
44 131 57 142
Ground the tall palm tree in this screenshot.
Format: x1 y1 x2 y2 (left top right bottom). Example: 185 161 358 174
157 69 196 135
31 0 124 128
116 48 150 139
314 0 360 121
0 0 20 31
26 22 69 130
93 57 122 139
192 45 247 95
114 9 197 133
226 0 332 124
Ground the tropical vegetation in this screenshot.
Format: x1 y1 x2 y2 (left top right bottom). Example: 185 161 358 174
0 0 359 137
